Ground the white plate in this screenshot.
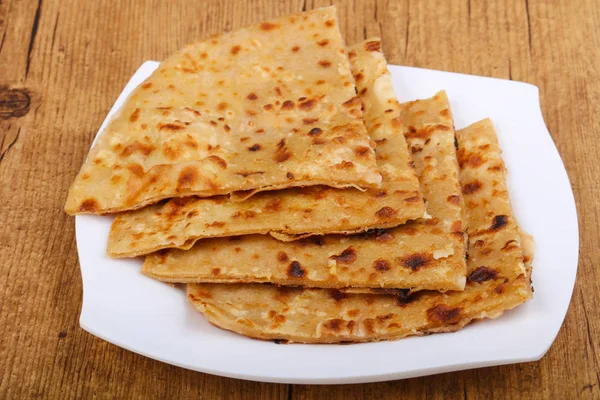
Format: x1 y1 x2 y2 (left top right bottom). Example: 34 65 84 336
76 61 579 384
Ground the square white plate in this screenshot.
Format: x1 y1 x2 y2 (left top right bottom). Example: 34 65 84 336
76 61 579 384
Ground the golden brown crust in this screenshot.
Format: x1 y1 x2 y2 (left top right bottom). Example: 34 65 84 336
185 118 532 343
143 90 467 292
65 7 381 215
107 38 425 258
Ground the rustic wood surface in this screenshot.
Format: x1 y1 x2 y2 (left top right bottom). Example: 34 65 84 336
0 0 597 398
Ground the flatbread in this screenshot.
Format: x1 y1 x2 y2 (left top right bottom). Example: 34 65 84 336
108 38 425 258
143 91 467 292
64 7 381 215
186 118 533 343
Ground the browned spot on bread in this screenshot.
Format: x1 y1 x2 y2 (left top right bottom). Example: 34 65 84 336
287 261 306 278
280 100 295 110
230 45 241 55
354 72 364 82
244 210 257 218
440 108 450 118
187 210 198 218
111 175 121 184
205 221 225 228
312 138 326 145
458 149 485 168
246 92 258 100
447 195 461 205
411 146 423 154
376 206 397 219
299 99 316 111
330 290 347 301
129 108 141 122
490 215 508 231
335 161 354 169
209 121 218 127
427 304 462 324
317 39 329 46
218 102 229 111
78 198 99 213
330 247 357 264
462 180 482 194
291 45 300 52
211 268 221 276
451 220 463 233
325 19 335 27
121 141 155 157
374 259 391 271
354 146 370 157
177 166 198 189
141 82 152 89
404 195 421 203
207 155 227 169
400 253 433 271
468 266 498 283
127 163 144 177
363 319 375 334
184 138 198 149
307 127 322 136
389 117 402 130
324 319 344 332
265 198 282 212
302 118 318 125
277 251 289 263
364 40 381 51
348 309 361 318
286 172 294 179
405 124 450 139
274 140 292 162
157 122 185 131
248 144 261 151
342 96 361 109
502 240 519 250
318 60 332 68
260 22 279 31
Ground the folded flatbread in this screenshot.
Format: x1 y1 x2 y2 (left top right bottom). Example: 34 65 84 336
143 91 467 292
64 7 382 215
186 118 533 343
108 38 425 258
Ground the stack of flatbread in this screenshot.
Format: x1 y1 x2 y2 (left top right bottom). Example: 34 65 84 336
65 7 533 343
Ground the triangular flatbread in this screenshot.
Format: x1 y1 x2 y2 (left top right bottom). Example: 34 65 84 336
65 7 381 215
108 38 425 258
143 91 467 292
186 118 532 343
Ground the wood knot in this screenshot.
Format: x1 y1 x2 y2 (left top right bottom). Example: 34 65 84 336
0 87 31 119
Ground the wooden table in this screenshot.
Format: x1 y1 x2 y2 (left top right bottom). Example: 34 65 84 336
1 0 597 398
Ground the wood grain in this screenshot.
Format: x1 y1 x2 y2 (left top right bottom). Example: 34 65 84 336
0 0 598 398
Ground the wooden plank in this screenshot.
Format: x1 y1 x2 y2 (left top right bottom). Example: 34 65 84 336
0 0 597 398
